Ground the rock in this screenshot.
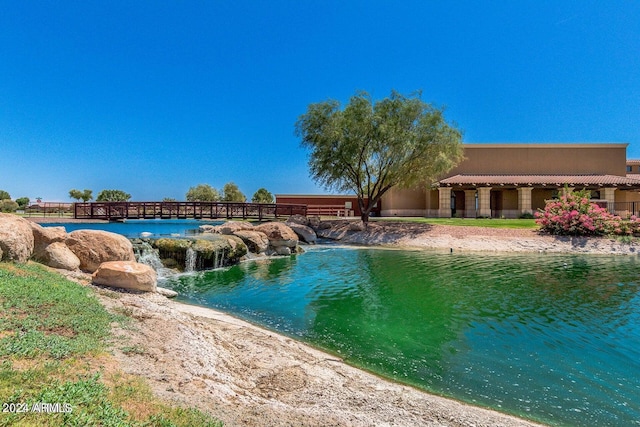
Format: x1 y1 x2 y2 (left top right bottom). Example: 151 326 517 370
157 287 178 298
199 224 216 233
254 222 299 248
218 221 254 235
92 261 157 292
0 213 34 262
66 230 136 273
316 221 333 230
234 230 270 253
220 235 248 262
308 216 321 229
273 246 291 256
286 223 317 244
349 220 367 231
286 214 310 226
34 242 81 271
30 223 67 255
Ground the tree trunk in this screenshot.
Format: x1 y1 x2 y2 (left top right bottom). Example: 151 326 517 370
358 197 370 223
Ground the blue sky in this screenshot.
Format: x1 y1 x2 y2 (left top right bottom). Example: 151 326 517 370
1 1 639 202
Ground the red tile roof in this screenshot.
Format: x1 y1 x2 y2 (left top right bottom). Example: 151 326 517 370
438 174 640 186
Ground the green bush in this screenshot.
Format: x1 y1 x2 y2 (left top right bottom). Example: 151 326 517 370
0 199 18 213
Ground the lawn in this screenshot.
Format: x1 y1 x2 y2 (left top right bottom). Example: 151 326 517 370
372 216 539 229
0 262 222 427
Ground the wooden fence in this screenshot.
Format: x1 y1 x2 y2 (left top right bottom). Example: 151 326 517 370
73 201 307 221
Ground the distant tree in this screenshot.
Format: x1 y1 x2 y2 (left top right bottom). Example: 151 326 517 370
0 190 10 200
163 197 177 202
96 189 132 202
296 90 464 222
15 197 30 209
0 200 19 213
69 189 93 202
222 182 246 202
186 184 220 201
251 188 274 203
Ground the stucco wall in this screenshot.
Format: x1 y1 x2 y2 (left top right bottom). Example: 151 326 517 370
380 187 426 211
448 144 628 176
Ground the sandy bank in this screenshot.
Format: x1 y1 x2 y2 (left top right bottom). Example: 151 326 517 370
317 220 640 255
87 283 544 427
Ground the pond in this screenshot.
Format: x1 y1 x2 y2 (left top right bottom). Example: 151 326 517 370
162 246 640 427
42 219 221 238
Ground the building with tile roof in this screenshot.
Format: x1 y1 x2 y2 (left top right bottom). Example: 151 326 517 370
379 143 640 218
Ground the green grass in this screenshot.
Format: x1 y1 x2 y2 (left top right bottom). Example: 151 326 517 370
0 262 223 427
372 217 539 229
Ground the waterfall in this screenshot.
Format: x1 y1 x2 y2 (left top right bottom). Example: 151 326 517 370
185 247 197 272
135 241 171 278
135 241 163 269
212 247 227 269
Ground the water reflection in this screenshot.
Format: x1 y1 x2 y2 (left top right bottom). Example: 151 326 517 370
165 247 640 426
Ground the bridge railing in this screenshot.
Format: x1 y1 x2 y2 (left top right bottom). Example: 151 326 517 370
73 201 307 221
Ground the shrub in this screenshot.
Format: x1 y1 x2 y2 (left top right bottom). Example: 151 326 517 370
0 199 19 213
519 212 535 219
535 189 640 236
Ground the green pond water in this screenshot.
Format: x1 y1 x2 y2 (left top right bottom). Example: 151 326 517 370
162 246 640 426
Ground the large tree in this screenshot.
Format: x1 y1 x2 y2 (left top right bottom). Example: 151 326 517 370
15 197 30 209
296 90 464 222
186 184 219 201
69 189 93 202
251 188 274 203
96 189 131 202
221 182 246 202
0 190 10 200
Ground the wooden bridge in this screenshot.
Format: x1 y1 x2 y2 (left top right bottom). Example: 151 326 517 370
73 201 307 221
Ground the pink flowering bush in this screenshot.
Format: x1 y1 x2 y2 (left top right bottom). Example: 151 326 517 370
535 189 640 236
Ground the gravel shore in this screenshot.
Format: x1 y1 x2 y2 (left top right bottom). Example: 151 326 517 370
90 285 546 427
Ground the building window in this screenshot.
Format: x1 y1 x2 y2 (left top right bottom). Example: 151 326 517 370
627 165 632 172
591 190 601 199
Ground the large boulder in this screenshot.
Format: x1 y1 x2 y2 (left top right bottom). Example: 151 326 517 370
34 242 81 271
31 222 68 260
286 214 310 226
233 230 270 254
220 235 248 262
66 230 136 273
30 223 67 257
92 261 157 292
0 213 34 262
254 222 298 248
218 221 254 235
286 222 317 244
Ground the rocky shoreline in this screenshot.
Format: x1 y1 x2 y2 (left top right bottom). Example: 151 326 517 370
317 220 640 255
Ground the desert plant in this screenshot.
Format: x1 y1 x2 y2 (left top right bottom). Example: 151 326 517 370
535 189 638 236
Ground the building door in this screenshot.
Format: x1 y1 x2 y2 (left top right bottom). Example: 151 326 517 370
491 191 502 218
